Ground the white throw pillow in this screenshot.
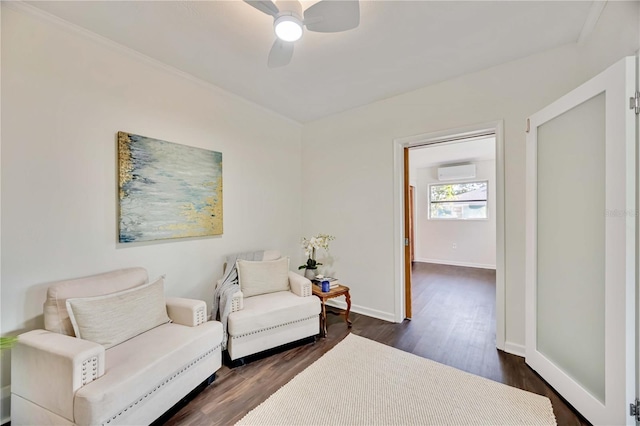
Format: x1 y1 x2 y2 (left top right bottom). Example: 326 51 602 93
237 257 290 298
66 276 171 349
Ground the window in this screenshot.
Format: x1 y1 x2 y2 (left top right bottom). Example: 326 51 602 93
429 181 488 220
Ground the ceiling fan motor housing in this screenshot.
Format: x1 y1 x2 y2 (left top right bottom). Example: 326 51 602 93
275 0 302 18
273 0 304 42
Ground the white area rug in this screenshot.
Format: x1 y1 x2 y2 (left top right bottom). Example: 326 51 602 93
237 334 556 425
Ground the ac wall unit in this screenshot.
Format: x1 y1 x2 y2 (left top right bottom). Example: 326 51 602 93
437 164 476 181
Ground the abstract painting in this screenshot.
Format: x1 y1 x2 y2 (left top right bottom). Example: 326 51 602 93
118 131 222 243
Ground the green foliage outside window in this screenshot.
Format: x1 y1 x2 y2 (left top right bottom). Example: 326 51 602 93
430 181 488 219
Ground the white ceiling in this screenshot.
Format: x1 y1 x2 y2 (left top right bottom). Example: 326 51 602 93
27 1 595 123
409 136 495 176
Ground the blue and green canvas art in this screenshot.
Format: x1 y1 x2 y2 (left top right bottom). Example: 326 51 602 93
118 131 223 243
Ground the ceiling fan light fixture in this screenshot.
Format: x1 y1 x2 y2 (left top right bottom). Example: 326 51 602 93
274 15 303 42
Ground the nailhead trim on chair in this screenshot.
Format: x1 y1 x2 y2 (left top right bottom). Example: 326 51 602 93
231 297 241 313
300 284 312 297
101 343 221 425
195 307 206 326
230 315 317 339
81 356 99 385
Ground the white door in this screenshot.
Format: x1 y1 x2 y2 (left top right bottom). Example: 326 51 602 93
525 56 637 425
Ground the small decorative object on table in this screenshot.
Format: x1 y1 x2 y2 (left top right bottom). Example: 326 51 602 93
298 233 335 280
311 275 336 283
314 275 338 292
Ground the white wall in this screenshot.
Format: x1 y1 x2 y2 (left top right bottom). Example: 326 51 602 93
414 160 496 269
301 1 640 347
0 4 302 419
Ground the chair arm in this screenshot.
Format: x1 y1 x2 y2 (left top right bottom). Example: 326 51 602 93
166 297 207 326
231 290 244 312
215 278 243 313
12 329 105 422
289 271 312 297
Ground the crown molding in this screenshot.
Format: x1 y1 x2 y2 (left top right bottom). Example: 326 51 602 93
577 0 607 45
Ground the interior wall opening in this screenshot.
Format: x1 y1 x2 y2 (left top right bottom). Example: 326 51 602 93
404 134 500 367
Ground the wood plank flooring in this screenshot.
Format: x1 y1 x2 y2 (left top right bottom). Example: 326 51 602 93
162 263 589 425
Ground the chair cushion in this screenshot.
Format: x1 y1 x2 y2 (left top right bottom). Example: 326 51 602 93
66 277 171 349
44 267 149 336
73 321 223 426
227 291 320 337
237 257 290 298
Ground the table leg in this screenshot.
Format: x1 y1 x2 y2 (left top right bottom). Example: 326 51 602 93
345 291 352 328
321 299 327 337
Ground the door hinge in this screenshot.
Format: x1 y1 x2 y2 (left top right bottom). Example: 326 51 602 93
630 398 640 421
404 238 409 247
630 91 640 114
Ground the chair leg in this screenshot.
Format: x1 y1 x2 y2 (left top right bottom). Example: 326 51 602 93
206 373 216 386
231 357 246 368
225 350 246 368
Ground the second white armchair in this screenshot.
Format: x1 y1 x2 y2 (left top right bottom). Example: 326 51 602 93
225 250 321 363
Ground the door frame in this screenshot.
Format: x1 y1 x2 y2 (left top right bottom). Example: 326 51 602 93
392 120 506 351
403 147 413 319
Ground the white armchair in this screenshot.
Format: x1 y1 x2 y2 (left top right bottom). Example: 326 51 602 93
225 250 320 363
11 268 223 426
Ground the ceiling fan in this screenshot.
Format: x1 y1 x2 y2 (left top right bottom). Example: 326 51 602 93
245 0 360 68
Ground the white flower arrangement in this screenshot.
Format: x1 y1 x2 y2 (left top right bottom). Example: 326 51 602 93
299 233 335 270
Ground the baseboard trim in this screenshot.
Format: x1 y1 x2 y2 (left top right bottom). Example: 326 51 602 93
1 385 10 425
414 258 496 270
503 341 525 358
325 300 396 323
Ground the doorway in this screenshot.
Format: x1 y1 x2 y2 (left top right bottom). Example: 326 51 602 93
407 136 497 352
393 121 506 351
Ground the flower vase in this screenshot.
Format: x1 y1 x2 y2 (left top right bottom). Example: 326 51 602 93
304 268 317 280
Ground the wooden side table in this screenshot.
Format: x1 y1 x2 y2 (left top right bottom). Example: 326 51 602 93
312 284 352 337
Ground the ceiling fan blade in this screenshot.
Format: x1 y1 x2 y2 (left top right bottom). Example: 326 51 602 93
303 0 359 33
268 39 294 68
244 0 279 17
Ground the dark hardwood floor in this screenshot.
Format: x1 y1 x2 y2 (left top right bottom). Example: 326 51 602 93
163 262 589 425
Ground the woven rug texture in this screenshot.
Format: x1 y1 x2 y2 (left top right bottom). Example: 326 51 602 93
237 333 556 425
